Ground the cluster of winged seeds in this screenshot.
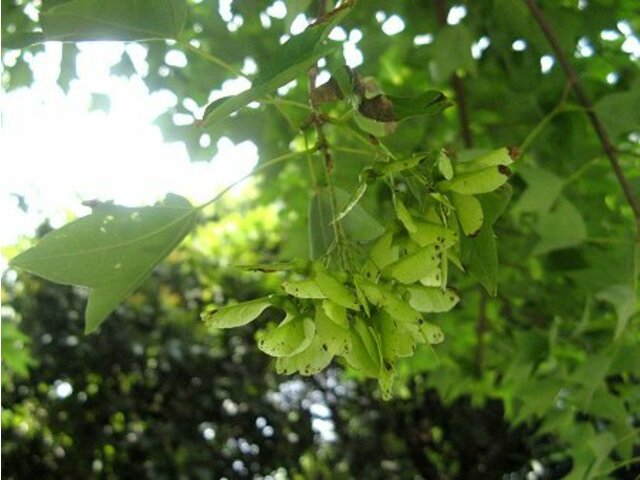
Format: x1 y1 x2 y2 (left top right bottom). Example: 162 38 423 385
203 148 515 398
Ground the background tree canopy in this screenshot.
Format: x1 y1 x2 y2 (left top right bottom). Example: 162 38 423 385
2 0 639 479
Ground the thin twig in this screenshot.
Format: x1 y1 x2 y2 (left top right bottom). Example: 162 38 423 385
180 39 311 130
519 82 579 155
308 62 350 269
178 39 247 79
197 148 315 210
523 0 640 240
452 75 472 148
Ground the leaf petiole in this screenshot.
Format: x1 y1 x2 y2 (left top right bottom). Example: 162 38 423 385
197 148 316 211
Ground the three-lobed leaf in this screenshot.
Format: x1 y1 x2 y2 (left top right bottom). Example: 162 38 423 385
32 0 187 44
11 194 199 333
200 2 354 127
533 197 587 255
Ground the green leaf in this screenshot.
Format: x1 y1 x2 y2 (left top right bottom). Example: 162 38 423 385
276 307 350 375
437 165 512 195
596 284 637 340
429 25 476 83
321 300 349 329
386 90 451 121
11 194 198 333
283 0 312 32
314 307 351 357
461 225 498 296
587 433 616 475
384 245 442 285
512 378 564 423
257 316 315 357
313 264 359 310
378 364 396 401
357 279 387 306
308 189 336 260
203 297 274 329
394 197 417 233
38 0 187 43
275 340 332 376
282 279 325 299
368 228 399 271
327 54 354 99
1 323 36 378
407 286 460 313
437 152 454 180
334 187 384 242
594 89 640 140
383 293 423 325
533 197 587 255
353 92 449 136
477 184 512 225
3 32 46 49
452 193 484 237
200 86 270 130
375 155 427 176
344 316 382 377
420 322 445 344
454 147 514 175
511 166 563 217
358 280 422 324
353 112 397 137
352 274 372 317
374 311 416 359
493 0 545 49
200 2 354 127
410 220 459 248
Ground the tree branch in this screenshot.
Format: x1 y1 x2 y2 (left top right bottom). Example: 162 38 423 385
451 76 473 148
475 291 488 376
435 0 485 377
523 0 640 241
398 406 442 479
434 0 473 148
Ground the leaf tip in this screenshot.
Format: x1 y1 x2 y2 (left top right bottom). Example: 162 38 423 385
84 316 101 335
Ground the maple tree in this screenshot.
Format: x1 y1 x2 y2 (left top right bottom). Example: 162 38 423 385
2 0 639 477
